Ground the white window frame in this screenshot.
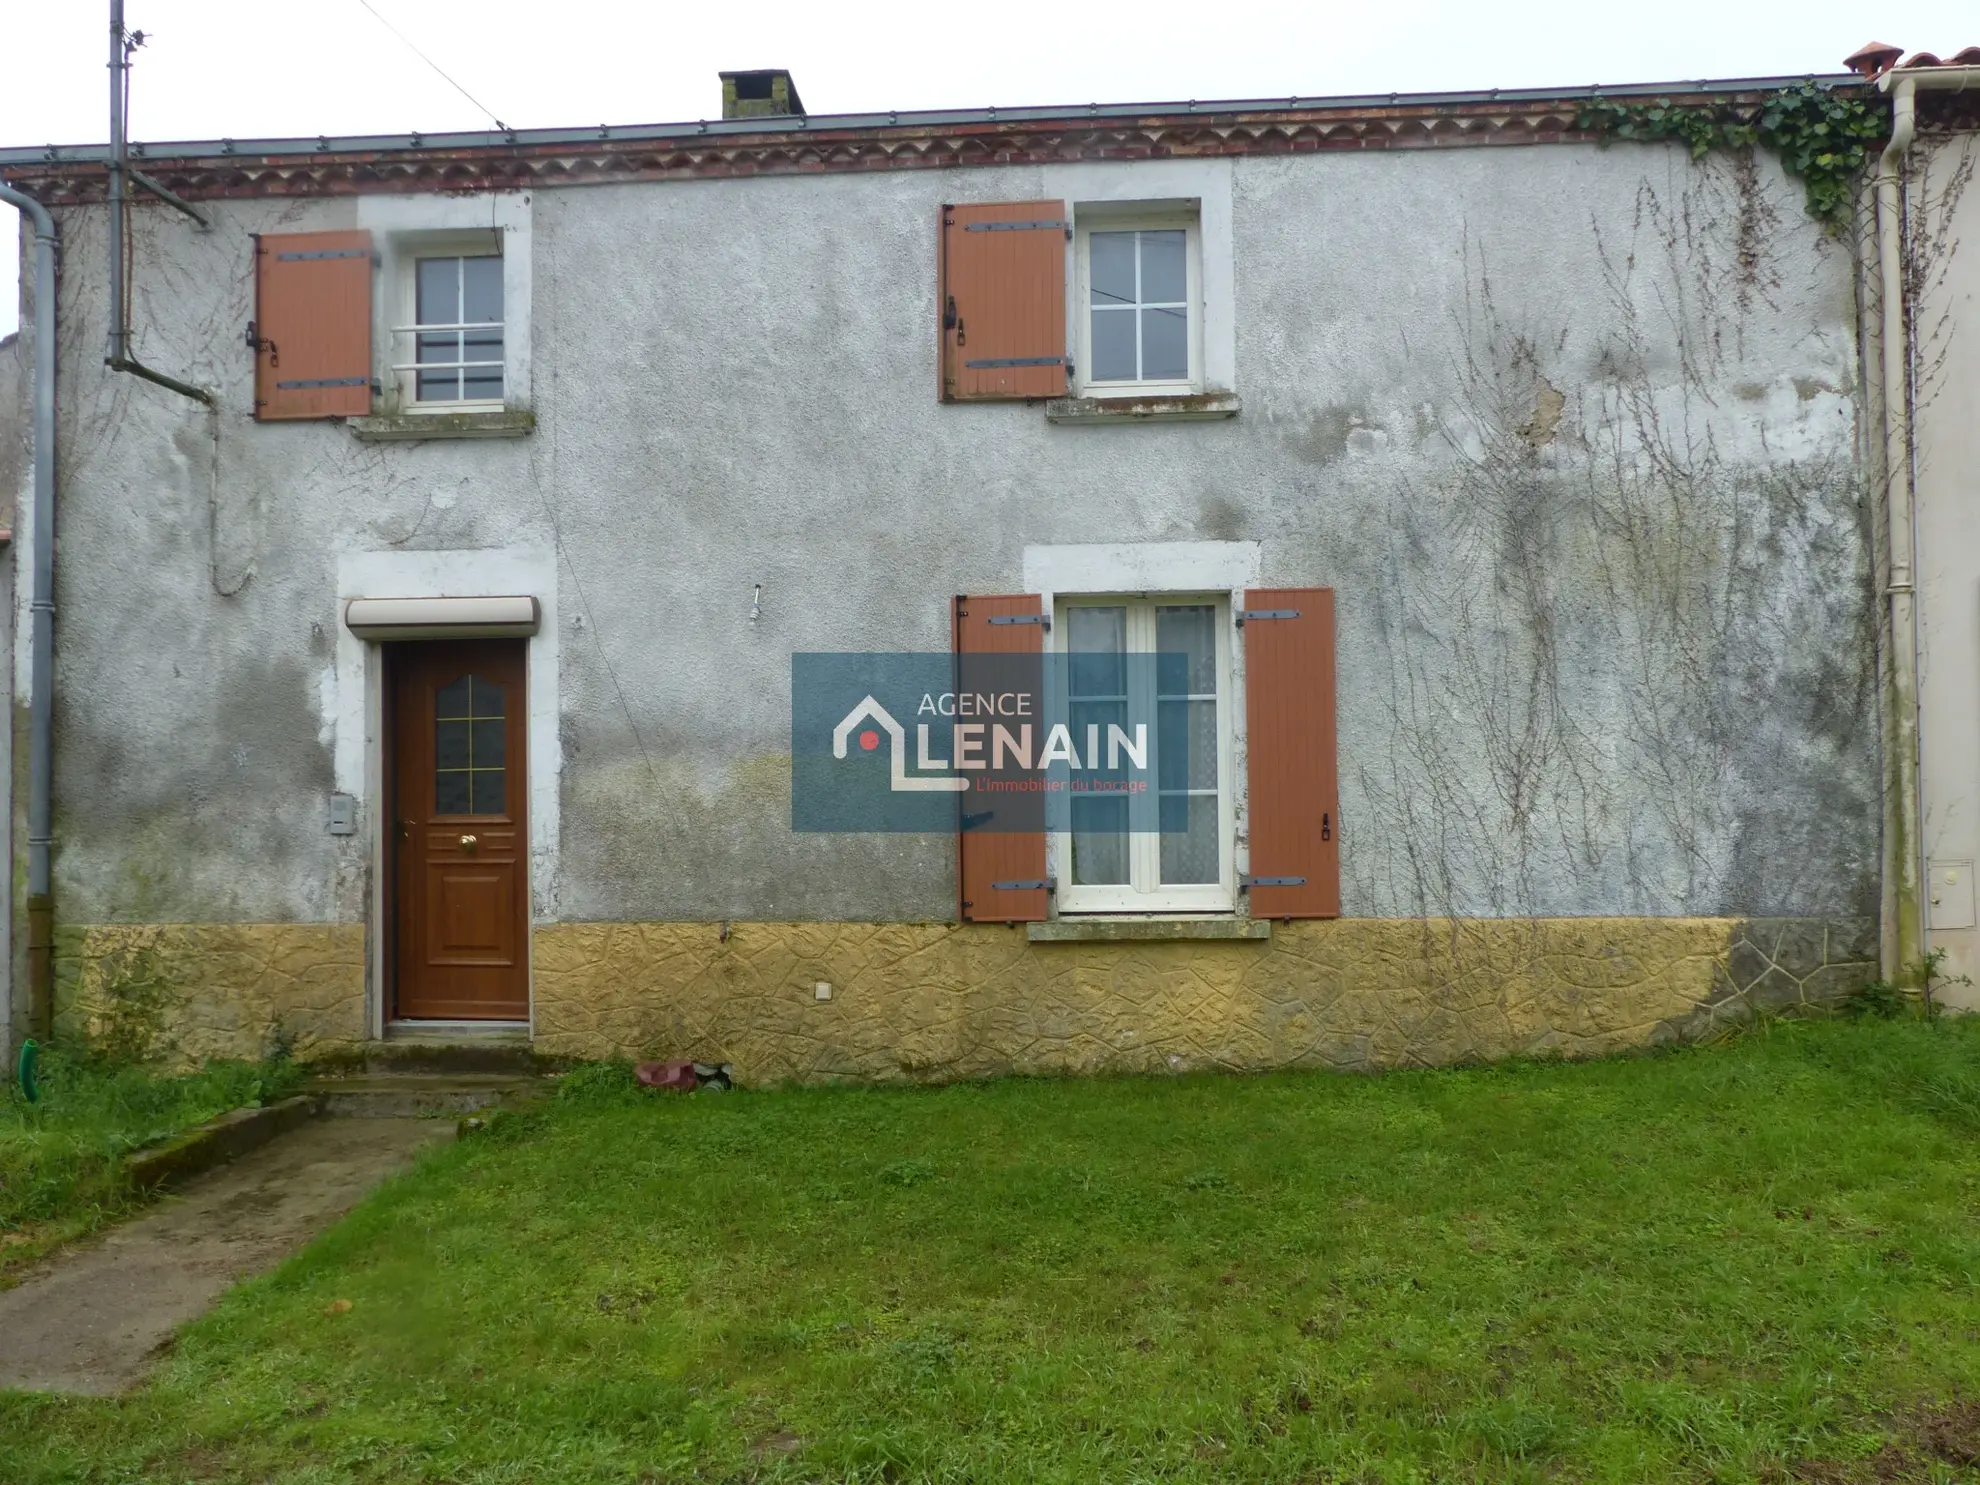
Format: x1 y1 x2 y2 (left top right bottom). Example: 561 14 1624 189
1052 592 1236 914
392 231 505 414
361 194 533 420
1074 210 1203 399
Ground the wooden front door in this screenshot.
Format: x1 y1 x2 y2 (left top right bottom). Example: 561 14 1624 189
389 639 530 1021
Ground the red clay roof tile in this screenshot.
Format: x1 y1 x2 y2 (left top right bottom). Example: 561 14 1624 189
1844 41 1980 80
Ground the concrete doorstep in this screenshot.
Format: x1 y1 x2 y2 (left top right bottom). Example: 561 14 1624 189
303 1074 542 1118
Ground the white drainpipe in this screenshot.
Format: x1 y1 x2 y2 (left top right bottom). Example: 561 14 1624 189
0 182 57 1041
1874 65 1980 980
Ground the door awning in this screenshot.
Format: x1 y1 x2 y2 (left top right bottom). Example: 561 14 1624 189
343 594 541 640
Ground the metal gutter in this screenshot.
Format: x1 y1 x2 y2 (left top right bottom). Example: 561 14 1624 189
0 181 58 1040
0 73 1863 169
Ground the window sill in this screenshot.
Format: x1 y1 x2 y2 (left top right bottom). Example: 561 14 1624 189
1027 916 1269 943
348 409 535 442
1046 392 1240 424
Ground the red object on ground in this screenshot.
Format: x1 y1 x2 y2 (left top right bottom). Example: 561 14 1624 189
636 1060 698 1092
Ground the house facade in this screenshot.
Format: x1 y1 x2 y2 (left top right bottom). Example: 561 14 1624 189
0 72 1887 1081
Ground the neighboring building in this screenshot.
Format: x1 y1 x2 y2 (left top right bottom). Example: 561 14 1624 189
0 69 1884 1081
0 331 14 1039
1880 47 1980 997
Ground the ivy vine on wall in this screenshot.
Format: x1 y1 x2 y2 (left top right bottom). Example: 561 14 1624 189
1576 81 1889 228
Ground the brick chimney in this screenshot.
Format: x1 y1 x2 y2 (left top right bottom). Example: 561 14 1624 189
720 70 806 120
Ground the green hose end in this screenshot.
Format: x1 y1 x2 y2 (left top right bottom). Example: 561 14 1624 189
16 1038 39 1103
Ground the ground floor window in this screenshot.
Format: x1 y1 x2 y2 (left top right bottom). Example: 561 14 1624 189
1056 594 1234 913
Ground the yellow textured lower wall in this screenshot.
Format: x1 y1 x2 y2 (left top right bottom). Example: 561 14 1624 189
53 923 366 1067
530 917 1798 1083
48 916 1868 1078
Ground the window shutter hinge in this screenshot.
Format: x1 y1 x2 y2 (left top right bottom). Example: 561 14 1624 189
1241 876 1308 888
987 614 1050 628
963 219 1068 233
1235 609 1301 626
991 878 1055 892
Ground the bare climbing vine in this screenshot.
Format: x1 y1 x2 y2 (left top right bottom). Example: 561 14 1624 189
1902 135 1975 426
1348 159 1877 922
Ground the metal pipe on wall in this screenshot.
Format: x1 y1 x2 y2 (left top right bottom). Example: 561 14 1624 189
0 181 60 1041
103 0 210 406
107 0 126 369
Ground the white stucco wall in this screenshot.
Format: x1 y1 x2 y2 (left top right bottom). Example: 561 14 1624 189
1912 129 1980 1005
11 138 1876 930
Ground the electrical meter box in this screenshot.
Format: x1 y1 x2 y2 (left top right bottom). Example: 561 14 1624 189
1929 859 1975 931
327 792 358 837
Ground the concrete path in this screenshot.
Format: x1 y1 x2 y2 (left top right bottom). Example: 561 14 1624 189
0 1117 452 1396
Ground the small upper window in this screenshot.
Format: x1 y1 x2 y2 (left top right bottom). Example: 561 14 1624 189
1076 213 1200 396
406 255 503 406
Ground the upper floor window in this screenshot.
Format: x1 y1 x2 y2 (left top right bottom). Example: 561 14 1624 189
403 254 503 407
1076 212 1200 397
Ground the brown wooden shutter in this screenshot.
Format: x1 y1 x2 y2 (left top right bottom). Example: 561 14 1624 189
955 593 1049 922
1242 588 1341 919
252 230 374 421
938 202 1068 402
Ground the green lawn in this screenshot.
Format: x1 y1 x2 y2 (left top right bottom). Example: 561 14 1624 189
1 1049 303 1279
6 1019 1980 1483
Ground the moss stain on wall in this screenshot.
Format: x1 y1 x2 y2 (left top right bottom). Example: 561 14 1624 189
53 923 366 1067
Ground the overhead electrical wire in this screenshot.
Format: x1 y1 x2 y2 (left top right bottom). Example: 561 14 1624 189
351 0 509 132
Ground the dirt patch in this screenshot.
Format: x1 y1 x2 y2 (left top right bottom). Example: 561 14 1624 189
1920 1401 1980 1467
0 1117 451 1396
1791 1399 1980 1481
749 1428 805 1460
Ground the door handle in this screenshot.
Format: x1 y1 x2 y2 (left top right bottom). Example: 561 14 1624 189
400 819 412 840
459 834 478 852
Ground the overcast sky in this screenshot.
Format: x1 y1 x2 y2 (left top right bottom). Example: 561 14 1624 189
4 0 1975 335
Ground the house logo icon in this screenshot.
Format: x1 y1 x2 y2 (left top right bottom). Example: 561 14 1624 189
832 696 969 793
